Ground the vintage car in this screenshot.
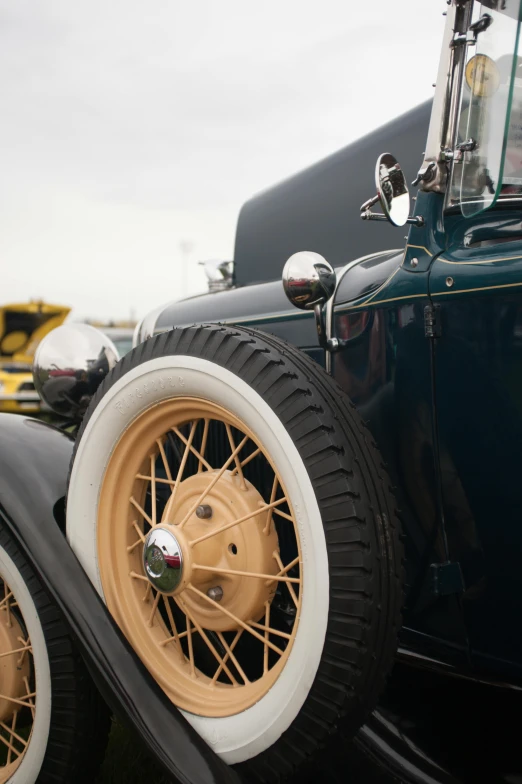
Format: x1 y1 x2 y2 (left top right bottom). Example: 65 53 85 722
0 301 70 414
1 2 522 783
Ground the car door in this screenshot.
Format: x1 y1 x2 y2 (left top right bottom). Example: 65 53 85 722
429 205 522 678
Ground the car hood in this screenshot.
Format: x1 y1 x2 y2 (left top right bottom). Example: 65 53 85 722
0 302 71 365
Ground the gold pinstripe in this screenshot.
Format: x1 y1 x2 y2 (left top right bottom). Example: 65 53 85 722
438 254 522 266
405 244 433 257
432 280 522 297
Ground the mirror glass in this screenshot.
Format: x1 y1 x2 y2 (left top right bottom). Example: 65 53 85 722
282 252 336 310
375 153 411 226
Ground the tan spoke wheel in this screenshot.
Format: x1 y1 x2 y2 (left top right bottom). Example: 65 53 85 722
0 581 35 783
98 398 302 717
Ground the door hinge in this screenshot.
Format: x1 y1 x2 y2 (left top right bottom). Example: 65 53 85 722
430 561 465 597
424 303 442 338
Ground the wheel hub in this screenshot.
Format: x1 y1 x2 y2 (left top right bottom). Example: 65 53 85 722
153 469 279 631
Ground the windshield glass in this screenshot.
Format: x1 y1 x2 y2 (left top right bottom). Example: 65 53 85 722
456 0 522 216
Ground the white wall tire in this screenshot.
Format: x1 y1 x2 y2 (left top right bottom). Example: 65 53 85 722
0 542 51 784
67 325 403 782
0 526 110 784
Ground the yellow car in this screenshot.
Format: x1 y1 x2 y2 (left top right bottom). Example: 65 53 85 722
0 301 70 414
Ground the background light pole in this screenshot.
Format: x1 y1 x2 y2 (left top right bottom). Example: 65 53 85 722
179 240 195 298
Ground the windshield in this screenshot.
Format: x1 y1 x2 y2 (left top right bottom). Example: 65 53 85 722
453 0 522 216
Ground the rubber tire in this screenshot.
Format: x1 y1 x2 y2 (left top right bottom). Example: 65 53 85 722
0 522 110 784
68 324 403 784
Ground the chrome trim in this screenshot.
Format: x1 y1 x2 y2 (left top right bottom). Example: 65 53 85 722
143 527 184 595
443 1 474 204
325 250 400 373
418 1 474 194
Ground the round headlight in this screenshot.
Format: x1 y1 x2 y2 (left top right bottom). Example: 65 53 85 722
33 324 120 419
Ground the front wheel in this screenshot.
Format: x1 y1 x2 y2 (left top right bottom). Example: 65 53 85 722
67 324 403 782
0 523 110 784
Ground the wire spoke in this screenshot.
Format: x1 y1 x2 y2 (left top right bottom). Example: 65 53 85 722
216 632 250 684
147 590 161 627
177 599 237 684
150 454 157 527
160 597 183 655
225 425 246 489
127 520 146 553
136 474 176 486
172 426 212 472
23 676 35 719
130 571 149 582
16 636 31 669
178 435 249 528
192 563 300 584
247 620 291 640
231 447 261 476
0 693 36 710
160 623 196 647
127 537 144 554
0 716 27 751
264 476 279 535
186 616 196 676
170 421 198 508
130 496 153 527
189 497 288 547
157 438 173 485
0 644 31 661
273 552 300 608
0 723 22 761
187 584 284 656
0 590 13 614
273 507 295 522
198 419 210 473
211 630 243 685
263 602 270 674
8 709 19 765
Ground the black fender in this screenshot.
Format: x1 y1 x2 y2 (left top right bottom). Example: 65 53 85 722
0 413 238 784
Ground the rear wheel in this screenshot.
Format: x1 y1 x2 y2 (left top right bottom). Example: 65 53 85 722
0 523 110 784
67 324 403 782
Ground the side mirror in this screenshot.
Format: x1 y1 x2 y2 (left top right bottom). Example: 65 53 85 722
283 251 337 348
33 324 120 419
360 153 424 228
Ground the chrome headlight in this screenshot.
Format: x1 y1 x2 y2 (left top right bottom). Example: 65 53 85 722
33 324 120 419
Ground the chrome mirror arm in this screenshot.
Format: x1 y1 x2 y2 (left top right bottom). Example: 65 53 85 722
360 204 424 227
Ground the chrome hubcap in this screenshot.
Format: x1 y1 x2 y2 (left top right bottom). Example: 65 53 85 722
143 527 184 594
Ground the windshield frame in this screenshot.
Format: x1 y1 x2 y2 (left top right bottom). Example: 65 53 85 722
418 0 522 213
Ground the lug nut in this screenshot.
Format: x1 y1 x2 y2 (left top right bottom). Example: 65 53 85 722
196 504 213 519
207 586 223 602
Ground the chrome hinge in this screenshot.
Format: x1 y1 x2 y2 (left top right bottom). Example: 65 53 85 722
430 561 465 597
424 303 442 339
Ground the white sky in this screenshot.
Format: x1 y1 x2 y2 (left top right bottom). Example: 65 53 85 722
0 1 446 322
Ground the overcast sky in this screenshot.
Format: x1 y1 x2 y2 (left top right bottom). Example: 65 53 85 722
0 1 446 322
